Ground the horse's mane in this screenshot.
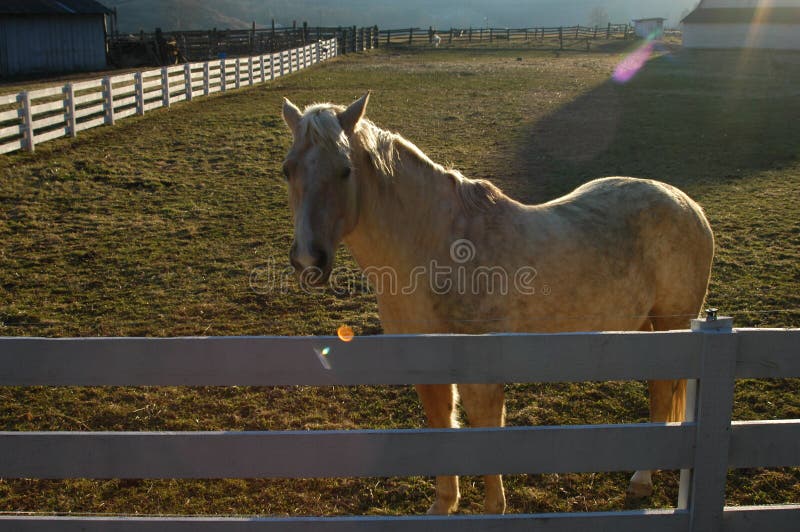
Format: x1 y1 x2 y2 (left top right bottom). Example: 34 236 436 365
299 102 505 213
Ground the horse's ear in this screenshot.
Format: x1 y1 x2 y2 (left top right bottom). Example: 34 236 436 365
282 98 302 133
338 92 370 135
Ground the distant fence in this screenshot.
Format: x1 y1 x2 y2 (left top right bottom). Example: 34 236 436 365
108 25 378 65
0 37 347 156
0 319 798 530
379 23 632 49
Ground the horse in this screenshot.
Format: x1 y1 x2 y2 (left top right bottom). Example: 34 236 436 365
280 93 714 515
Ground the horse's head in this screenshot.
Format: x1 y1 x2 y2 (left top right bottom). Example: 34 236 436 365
281 93 369 285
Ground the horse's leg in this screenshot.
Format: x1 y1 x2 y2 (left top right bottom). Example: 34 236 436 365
458 383 507 514
415 383 460 515
628 316 689 498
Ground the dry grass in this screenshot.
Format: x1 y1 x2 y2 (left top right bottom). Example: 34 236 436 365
0 43 798 516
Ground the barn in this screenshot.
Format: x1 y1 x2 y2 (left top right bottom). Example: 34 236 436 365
682 0 800 50
0 0 112 77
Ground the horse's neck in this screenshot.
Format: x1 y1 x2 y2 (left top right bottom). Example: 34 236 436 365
343 134 458 273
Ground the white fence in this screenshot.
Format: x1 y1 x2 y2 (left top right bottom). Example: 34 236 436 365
0 320 798 531
0 38 339 155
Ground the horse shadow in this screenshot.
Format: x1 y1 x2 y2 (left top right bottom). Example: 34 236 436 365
502 50 800 204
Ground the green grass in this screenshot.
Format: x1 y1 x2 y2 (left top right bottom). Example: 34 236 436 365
0 44 798 516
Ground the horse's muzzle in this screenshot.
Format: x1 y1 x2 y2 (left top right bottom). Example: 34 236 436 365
290 243 332 287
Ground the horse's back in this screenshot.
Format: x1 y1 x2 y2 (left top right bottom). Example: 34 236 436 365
511 177 714 330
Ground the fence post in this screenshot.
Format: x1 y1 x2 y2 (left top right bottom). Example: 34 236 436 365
607 22 611 39
19 91 35 152
408 27 413 45
678 314 737 531
386 29 391 45
280 50 286 76
260 55 266 83
103 76 115 125
235 58 241 89
134 72 144 115
220 59 226 92
315 42 320 64
489 28 493 43
203 62 210 96
161 68 171 107
269 53 275 80
184 63 193 102
65 83 77 138
248 56 254 85
559 26 563 49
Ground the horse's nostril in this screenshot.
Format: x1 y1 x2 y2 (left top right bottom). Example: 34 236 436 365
313 248 328 269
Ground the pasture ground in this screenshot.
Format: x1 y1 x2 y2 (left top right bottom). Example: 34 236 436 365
0 43 798 516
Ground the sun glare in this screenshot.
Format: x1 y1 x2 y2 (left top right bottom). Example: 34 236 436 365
612 37 656 84
337 325 355 342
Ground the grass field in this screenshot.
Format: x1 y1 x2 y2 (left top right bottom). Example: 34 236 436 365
0 42 798 516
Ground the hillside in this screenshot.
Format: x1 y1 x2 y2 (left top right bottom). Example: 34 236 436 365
107 0 698 32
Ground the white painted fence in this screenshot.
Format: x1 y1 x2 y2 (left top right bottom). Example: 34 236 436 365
0 320 798 531
0 38 339 155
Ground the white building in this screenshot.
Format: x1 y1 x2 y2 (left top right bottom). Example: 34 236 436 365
633 18 665 39
682 0 800 50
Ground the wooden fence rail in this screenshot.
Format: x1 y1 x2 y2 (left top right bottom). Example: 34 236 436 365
0 320 798 531
0 37 346 156
379 24 632 48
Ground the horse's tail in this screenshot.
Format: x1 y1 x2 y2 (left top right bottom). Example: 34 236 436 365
669 379 687 423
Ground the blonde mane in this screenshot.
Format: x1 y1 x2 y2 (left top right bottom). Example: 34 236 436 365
299 102 505 213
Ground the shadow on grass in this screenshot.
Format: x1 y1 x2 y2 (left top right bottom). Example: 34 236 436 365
508 49 800 203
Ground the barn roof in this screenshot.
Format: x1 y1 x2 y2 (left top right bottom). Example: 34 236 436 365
682 7 800 24
0 0 112 15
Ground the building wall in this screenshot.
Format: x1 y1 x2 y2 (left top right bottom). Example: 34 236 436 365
683 23 800 49
635 20 663 38
0 15 107 77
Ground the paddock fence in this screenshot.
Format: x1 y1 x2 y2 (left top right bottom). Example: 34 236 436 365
379 23 632 49
0 318 798 530
0 36 348 157
108 25 379 65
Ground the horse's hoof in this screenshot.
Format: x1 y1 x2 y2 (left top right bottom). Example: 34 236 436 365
426 500 458 515
485 499 506 514
626 481 653 499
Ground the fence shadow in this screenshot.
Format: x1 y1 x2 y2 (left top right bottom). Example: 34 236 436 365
506 50 800 204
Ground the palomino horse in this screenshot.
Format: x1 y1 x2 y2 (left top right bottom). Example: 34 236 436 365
281 93 714 514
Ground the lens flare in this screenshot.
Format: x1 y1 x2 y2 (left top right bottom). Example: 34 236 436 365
314 345 332 370
612 38 655 84
337 325 355 342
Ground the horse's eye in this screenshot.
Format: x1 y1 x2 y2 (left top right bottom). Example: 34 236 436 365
341 167 352 180
282 164 290 180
